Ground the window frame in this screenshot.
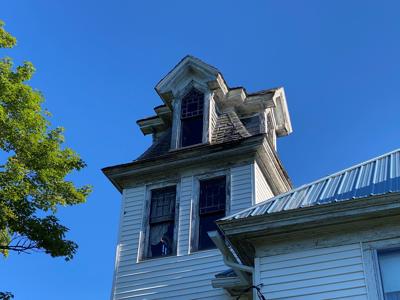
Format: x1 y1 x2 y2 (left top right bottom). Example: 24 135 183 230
138 180 180 261
189 170 230 253
170 82 212 150
377 248 400 299
363 238 400 300
180 90 204 147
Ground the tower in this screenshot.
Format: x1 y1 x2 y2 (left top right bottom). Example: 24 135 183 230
103 56 292 299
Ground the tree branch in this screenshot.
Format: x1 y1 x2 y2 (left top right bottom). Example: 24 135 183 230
0 238 39 254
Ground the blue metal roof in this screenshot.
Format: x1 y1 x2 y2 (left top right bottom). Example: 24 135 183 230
224 149 400 221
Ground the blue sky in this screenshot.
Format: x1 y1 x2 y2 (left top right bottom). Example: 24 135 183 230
1 1 400 299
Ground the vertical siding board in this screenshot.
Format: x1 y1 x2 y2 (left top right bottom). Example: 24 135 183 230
254 162 274 204
258 243 368 299
253 257 261 300
178 176 192 256
110 190 127 300
231 164 253 214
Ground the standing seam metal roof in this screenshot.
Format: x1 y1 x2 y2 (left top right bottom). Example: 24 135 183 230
224 149 400 221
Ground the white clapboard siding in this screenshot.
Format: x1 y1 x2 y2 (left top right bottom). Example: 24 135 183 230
112 163 255 299
254 162 274 203
114 250 229 300
258 243 368 300
230 164 254 214
119 187 146 263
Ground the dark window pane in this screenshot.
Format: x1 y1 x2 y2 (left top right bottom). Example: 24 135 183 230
181 116 203 147
180 88 204 147
181 89 204 119
148 186 176 258
200 177 226 214
150 186 176 223
149 221 174 258
198 212 224 250
198 177 226 251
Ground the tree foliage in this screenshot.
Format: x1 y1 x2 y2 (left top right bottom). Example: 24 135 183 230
0 21 91 260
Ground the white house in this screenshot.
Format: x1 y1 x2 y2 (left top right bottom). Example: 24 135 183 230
215 149 400 300
103 56 400 300
103 56 293 300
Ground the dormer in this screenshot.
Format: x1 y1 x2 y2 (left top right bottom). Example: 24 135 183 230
136 55 292 155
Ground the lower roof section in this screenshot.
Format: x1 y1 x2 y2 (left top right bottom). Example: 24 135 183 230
223 149 400 221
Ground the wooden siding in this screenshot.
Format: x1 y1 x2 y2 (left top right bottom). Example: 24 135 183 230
114 250 229 300
111 163 255 300
177 175 194 255
257 243 368 299
254 162 274 204
230 164 254 214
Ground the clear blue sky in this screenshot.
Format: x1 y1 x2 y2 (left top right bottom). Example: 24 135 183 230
1 1 400 299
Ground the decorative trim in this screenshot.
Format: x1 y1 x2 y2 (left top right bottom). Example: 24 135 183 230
253 257 261 300
170 81 211 150
109 190 127 300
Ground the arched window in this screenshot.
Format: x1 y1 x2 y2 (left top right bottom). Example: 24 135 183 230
180 88 204 147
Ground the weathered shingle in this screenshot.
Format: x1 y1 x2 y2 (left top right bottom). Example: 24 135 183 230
137 110 256 161
136 130 172 160
211 111 251 144
240 115 261 136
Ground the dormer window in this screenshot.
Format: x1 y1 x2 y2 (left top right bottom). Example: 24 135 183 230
180 88 204 147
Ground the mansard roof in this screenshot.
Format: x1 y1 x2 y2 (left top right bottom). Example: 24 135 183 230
138 109 253 161
136 55 292 138
223 149 400 221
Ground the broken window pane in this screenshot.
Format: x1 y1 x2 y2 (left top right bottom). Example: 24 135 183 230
181 88 204 147
198 177 226 250
148 186 176 258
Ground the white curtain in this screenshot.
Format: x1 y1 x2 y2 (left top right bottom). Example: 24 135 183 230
150 223 169 246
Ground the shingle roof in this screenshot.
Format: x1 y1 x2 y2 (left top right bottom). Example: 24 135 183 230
224 149 400 221
137 110 256 161
212 111 251 144
136 129 172 160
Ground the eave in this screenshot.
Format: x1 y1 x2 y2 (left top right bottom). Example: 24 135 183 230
136 105 172 135
102 134 267 193
256 138 292 194
217 192 400 265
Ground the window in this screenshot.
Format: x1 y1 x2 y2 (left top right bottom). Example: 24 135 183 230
378 249 400 299
198 176 226 250
147 186 176 258
180 88 204 147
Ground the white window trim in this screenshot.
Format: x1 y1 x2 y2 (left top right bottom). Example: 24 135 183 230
137 179 180 262
189 169 231 253
170 80 211 150
363 237 400 299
